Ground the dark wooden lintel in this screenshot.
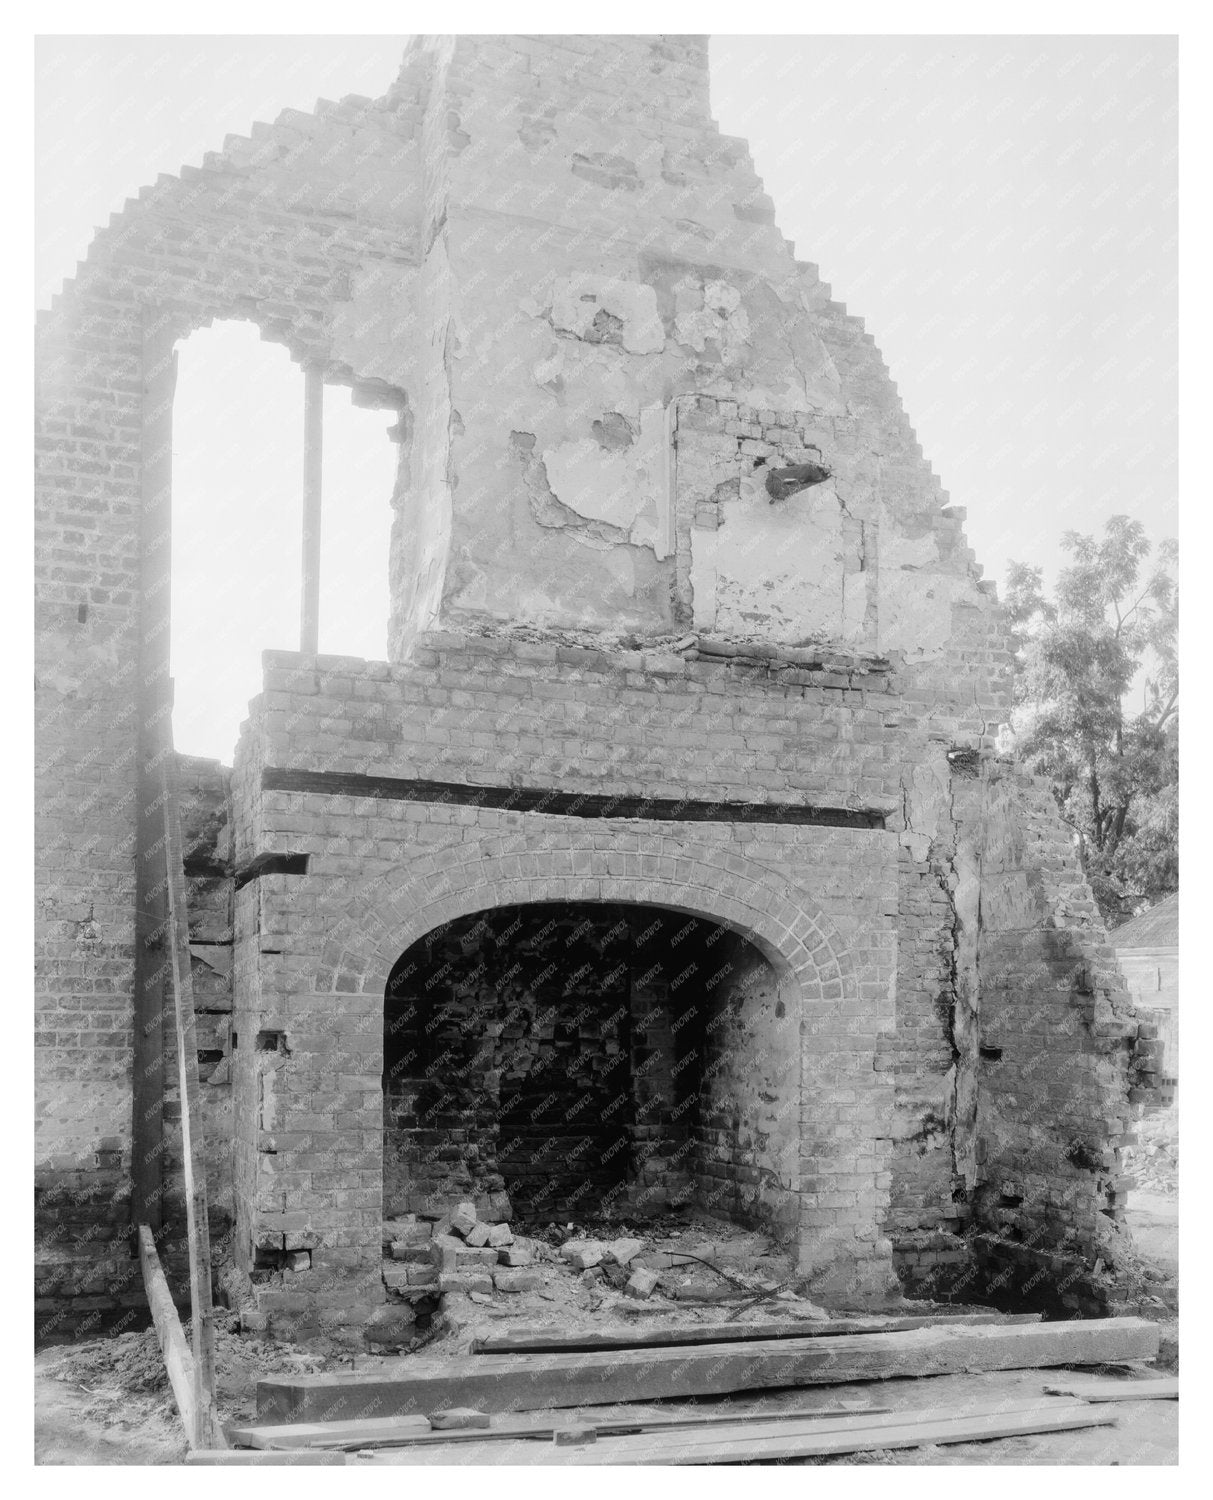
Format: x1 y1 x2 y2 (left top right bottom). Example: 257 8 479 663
260 767 886 829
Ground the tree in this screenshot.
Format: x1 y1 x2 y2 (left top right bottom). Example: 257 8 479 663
1005 516 1177 927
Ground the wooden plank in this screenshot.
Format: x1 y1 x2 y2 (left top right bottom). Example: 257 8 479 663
260 766 884 830
257 1316 1160 1424
556 1398 1085 1451
229 1415 432 1451
263 1396 1090 1454
138 1224 196 1445
1044 1376 1178 1403
365 1402 1116 1466
581 1404 1114 1466
160 746 223 1450
131 310 176 1238
232 1402 896 1451
187 1450 347 1466
471 1311 1042 1354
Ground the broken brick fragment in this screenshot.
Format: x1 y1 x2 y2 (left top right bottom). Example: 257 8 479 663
450 1205 478 1239
625 1268 661 1299
494 1270 541 1293
604 1237 644 1267
561 1239 604 1270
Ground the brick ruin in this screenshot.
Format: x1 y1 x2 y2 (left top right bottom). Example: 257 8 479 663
34 34 1161 1345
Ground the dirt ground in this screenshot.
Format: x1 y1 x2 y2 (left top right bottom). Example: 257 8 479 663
34 1205 1180 1466
34 1322 328 1465
34 1354 186 1466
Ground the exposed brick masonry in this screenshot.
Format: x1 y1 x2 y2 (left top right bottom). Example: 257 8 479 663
34 31 1157 1340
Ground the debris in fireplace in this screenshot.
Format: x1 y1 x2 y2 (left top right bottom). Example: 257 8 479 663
375 1203 822 1354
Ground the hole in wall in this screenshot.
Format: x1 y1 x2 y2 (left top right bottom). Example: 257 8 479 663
234 852 310 889
171 320 396 762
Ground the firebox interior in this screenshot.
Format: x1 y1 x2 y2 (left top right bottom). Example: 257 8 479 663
382 902 798 1237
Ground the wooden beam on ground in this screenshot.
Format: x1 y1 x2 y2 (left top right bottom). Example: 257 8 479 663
1044 1376 1178 1402
471 1310 1042 1355
256 1316 1159 1425
364 1402 1116 1466
232 1393 1114 1455
160 744 223 1450
187 1450 347 1466
138 1224 197 1446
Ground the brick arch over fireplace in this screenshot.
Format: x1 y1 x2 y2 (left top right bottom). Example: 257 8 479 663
314 830 854 1002
273 825 898 1304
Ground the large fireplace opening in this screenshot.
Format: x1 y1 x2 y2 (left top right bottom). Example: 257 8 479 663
382 902 799 1241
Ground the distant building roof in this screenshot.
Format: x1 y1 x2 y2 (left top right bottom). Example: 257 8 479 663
1112 892 1179 950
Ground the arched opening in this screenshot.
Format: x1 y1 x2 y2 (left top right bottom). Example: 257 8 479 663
382 901 801 1240
171 320 396 760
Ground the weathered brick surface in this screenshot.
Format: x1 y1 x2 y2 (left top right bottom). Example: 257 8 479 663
247 630 1006 810
33 46 429 1335
229 766 901 1326
34 752 235 1339
34 31 1150 1335
164 758 235 1257
957 771 1156 1313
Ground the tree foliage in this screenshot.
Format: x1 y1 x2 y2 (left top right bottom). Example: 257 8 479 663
1006 516 1177 926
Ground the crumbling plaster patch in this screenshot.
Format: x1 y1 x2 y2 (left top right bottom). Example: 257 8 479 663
547 273 665 354
510 430 649 557
387 243 454 650
329 262 417 387
495 261 856 609
877 568 986 660
640 255 844 414
592 411 635 451
880 522 942 573
672 276 751 356
786 279 847 412
541 437 641 530
511 345 670 551
672 397 877 644
690 473 867 641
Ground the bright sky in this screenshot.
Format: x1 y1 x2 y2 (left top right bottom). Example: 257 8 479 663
35 33 1177 760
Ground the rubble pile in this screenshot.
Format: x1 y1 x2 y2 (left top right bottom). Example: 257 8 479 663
373 1205 817 1353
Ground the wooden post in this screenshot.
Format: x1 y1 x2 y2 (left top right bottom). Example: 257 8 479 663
300 366 323 654
160 741 223 1450
138 1224 198 1443
132 308 176 1239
